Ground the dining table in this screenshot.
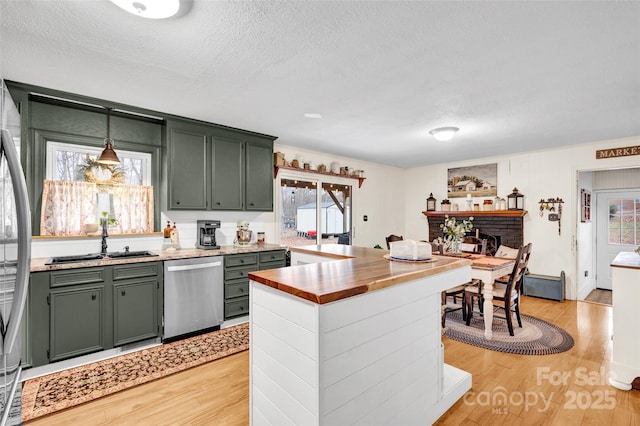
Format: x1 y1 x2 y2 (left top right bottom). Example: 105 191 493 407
443 253 516 340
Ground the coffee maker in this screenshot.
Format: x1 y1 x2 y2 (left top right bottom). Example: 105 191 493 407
196 220 220 249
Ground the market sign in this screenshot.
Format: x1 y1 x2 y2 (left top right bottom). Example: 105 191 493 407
596 145 640 159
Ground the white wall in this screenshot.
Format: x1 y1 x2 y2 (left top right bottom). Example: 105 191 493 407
404 135 640 300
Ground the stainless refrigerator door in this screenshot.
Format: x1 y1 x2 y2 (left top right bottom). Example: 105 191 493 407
0 129 30 356
1 119 30 424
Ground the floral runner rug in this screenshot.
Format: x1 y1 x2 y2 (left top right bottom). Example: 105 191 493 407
22 322 249 421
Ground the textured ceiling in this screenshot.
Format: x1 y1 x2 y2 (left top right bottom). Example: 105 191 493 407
1 0 639 168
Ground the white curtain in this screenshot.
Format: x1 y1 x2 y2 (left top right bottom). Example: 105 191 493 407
40 180 154 236
110 184 154 234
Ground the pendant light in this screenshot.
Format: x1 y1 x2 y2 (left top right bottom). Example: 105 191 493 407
97 108 121 165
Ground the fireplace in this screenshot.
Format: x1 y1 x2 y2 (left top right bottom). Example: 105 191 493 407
423 211 526 255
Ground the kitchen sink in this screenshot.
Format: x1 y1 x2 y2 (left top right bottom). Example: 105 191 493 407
104 250 158 259
45 250 158 265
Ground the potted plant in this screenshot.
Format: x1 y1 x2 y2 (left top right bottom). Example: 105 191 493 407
99 211 118 229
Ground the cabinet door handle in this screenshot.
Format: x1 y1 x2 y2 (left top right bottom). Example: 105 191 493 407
216 202 221 206
249 203 254 207
240 259 244 263
121 290 126 296
176 201 180 205
91 294 97 301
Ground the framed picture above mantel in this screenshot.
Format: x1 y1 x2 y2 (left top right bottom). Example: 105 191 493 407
447 163 497 198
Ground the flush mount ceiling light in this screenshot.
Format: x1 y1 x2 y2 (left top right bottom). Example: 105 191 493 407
429 127 459 142
304 113 322 119
110 0 180 19
97 108 121 165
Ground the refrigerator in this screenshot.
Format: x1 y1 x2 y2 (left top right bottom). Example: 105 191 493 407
0 79 30 425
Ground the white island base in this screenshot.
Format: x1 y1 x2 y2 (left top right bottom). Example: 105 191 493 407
609 252 640 391
249 266 471 425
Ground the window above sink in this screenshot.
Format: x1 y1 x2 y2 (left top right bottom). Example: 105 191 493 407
41 141 155 237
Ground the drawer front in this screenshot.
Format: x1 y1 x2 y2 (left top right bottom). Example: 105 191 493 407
225 296 249 318
49 268 105 288
258 250 286 264
259 260 286 271
225 279 249 299
224 254 258 268
113 262 159 281
224 265 258 281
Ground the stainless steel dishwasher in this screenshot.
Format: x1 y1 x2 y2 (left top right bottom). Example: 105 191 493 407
163 256 224 341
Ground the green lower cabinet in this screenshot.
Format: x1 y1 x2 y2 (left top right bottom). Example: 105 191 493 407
223 250 286 320
27 261 163 368
49 284 105 363
113 279 158 347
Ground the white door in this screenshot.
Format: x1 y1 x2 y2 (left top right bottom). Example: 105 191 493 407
595 191 640 290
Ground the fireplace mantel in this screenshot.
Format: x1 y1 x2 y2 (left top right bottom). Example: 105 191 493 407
422 210 528 218
422 210 527 251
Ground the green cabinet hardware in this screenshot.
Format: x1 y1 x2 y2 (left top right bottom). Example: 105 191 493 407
223 250 286 320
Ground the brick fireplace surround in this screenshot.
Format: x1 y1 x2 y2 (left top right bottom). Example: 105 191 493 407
422 210 527 250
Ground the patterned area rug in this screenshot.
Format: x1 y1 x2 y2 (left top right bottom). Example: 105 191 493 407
443 310 574 355
22 323 249 421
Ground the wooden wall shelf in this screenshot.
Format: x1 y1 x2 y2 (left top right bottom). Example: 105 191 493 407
422 210 528 218
274 165 366 188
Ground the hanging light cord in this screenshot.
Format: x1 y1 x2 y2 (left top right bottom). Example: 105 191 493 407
106 107 112 142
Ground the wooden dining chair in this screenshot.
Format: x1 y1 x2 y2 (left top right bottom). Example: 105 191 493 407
441 237 486 327
464 243 533 336
385 234 404 249
462 236 487 255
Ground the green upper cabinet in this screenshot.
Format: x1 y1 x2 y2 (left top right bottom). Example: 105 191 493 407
165 119 276 212
211 136 244 210
245 142 274 211
167 124 209 210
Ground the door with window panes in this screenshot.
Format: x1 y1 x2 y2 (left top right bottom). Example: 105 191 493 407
278 175 352 246
596 191 640 290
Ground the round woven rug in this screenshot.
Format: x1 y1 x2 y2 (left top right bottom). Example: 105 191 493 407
443 310 574 355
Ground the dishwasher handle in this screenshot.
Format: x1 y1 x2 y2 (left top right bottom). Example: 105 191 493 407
166 261 222 272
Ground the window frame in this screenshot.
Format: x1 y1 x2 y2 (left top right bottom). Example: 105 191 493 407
275 169 355 245
32 129 162 237
45 141 152 184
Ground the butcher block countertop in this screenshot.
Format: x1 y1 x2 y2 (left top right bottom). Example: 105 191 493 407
30 243 285 272
611 251 640 270
249 244 471 305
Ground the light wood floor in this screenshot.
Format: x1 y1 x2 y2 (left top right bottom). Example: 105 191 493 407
25 296 639 425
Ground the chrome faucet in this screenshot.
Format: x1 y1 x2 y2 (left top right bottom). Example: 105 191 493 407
100 219 109 255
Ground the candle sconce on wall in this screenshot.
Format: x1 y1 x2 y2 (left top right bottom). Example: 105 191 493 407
538 197 564 235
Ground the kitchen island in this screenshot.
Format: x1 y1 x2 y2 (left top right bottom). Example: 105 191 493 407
609 251 640 391
248 244 472 425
